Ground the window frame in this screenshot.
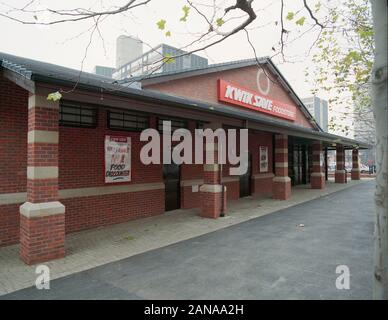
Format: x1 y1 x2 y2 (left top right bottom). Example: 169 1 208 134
59 101 98 128
107 109 150 132
157 117 189 132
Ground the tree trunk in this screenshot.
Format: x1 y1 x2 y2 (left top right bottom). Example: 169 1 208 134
371 0 388 300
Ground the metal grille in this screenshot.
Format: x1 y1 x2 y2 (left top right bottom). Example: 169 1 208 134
158 118 188 132
60 102 97 127
108 110 149 131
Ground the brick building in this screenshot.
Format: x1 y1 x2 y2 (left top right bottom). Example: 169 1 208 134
0 52 369 265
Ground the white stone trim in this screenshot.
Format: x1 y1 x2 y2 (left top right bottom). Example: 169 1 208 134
275 134 287 140
0 183 166 205
252 173 275 179
275 148 288 154
199 184 222 193
335 170 346 174
28 95 59 110
20 201 65 218
204 164 219 172
222 176 239 183
28 130 59 144
273 176 291 183
311 172 325 177
27 166 58 180
0 192 27 205
59 182 165 199
275 162 288 168
180 179 203 187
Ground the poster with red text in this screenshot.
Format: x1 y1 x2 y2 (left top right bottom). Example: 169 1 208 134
105 135 131 183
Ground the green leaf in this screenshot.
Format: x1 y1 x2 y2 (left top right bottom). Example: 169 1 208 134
295 17 306 26
180 5 190 22
165 31 171 37
216 18 225 27
286 12 294 20
156 19 166 30
47 91 62 102
162 54 175 64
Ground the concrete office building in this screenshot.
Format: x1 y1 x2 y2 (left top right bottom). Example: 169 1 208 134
116 35 143 70
113 43 208 80
93 65 115 78
302 96 329 132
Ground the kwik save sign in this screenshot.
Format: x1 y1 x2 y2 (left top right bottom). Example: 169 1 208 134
218 79 296 121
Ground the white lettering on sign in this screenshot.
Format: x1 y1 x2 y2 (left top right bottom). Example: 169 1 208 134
219 79 296 121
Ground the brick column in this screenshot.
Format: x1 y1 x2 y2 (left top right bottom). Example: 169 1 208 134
335 145 346 183
310 141 325 189
272 134 291 200
19 94 65 265
351 149 361 180
200 142 225 219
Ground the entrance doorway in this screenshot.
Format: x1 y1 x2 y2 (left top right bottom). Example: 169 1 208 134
163 164 180 211
239 153 252 197
289 144 310 186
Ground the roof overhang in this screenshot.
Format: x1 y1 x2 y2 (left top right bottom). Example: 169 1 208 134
1 54 371 150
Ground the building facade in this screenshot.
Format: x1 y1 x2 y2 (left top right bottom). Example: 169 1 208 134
302 96 329 132
0 52 368 265
113 43 208 80
93 65 115 78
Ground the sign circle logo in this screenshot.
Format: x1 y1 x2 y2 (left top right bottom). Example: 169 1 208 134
256 69 271 96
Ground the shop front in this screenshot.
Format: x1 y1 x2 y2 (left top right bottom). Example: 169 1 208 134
0 52 369 265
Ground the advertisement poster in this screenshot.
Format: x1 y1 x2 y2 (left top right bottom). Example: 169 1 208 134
259 146 268 173
105 135 131 183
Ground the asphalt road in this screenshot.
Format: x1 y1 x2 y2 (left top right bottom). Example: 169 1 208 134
2 181 375 300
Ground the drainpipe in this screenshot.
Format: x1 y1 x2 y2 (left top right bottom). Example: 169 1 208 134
220 142 225 217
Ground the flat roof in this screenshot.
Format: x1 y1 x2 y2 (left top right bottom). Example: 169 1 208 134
0 51 371 149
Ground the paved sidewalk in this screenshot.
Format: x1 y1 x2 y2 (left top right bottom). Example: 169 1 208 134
0 179 373 296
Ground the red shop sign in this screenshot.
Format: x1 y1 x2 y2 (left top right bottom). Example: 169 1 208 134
218 79 296 121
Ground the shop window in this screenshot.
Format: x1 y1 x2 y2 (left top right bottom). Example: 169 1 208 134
108 110 150 131
158 117 188 132
59 102 97 128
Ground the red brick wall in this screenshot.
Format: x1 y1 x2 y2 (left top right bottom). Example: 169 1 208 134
63 189 164 233
20 213 65 265
181 186 201 209
0 75 28 193
0 74 167 246
59 111 162 189
58 109 165 233
224 181 239 200
0 204 20 246
249 131 274 175
0 75 28 246
145 65 314 129
0 72 277 248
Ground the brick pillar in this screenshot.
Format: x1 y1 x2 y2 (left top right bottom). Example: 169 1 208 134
200 141 224 219
19 94 65 265
310 141 325 189
272 134 291 200
351 149 361 180
335 145 346 183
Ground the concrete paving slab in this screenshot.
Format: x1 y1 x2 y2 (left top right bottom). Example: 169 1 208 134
0 179 374 297
0 180 375 300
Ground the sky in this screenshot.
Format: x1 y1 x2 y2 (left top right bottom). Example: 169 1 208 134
0 0 353 136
